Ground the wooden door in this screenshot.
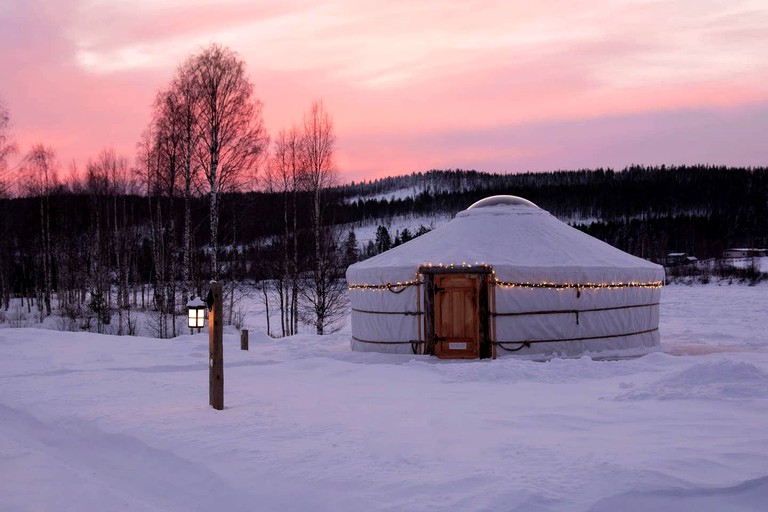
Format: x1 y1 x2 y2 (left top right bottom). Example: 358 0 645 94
434 274 480 359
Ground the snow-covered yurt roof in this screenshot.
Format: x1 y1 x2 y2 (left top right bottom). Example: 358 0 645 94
347 195 663 286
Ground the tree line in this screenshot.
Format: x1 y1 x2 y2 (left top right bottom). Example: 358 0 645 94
2 163 764 330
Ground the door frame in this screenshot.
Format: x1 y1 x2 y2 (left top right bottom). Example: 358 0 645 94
419 266 492 359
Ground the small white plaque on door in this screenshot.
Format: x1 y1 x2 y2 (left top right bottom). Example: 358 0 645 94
448 342 467 350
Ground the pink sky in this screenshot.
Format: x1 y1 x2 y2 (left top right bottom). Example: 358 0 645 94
2 0 767 182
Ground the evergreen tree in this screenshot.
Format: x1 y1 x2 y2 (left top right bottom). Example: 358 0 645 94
343 229 358 267
415 225 430 237
365 240 376 258
375 225 391 253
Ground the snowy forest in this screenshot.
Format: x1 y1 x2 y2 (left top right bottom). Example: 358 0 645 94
0 44 346 338
3 159 767 339
0 162 768 337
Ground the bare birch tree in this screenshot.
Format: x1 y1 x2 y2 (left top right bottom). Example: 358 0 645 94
91 149 132 335
303 101 336 240
185 43 268 279
265 126 305 336
136 127 170 337
171 66 202 307
264 132 291 336
0 101 17 308
152 87 185 337
20 144 58 318
301 101 347 334
84 152 122 333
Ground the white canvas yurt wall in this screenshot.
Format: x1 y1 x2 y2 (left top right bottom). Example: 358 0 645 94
346 196 664 358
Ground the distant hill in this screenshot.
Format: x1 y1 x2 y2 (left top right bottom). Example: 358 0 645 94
331 166 768 261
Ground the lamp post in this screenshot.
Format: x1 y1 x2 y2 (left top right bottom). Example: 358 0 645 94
186 297 206 334
186 284 224 411
207 282 224 410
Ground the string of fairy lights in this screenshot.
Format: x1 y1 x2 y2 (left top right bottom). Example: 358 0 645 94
347 262 663 291
347 279 421 291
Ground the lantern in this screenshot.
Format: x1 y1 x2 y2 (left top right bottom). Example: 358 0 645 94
187 297 206 332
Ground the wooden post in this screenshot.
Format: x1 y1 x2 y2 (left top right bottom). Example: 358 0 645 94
423 273 435 356
240 329 249 350
209 282 224 410
479 274 491 359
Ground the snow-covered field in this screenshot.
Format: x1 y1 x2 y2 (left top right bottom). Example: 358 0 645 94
1 283 767 511
343 212 451 247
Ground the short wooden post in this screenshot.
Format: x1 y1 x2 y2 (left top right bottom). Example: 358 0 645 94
423 273 436 356
240 329 249 350
479 274 491 359
208 282 224 410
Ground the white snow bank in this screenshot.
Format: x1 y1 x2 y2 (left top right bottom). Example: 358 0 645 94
589 475 768 512
616 360 768 400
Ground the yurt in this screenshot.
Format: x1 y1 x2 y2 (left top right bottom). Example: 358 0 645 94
346 196 664 359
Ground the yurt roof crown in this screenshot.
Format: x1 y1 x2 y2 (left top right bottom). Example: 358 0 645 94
467 195 539 209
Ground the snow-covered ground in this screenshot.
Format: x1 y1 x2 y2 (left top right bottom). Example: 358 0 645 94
1 283 767 511
345 184 423 204
347 212 451 247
